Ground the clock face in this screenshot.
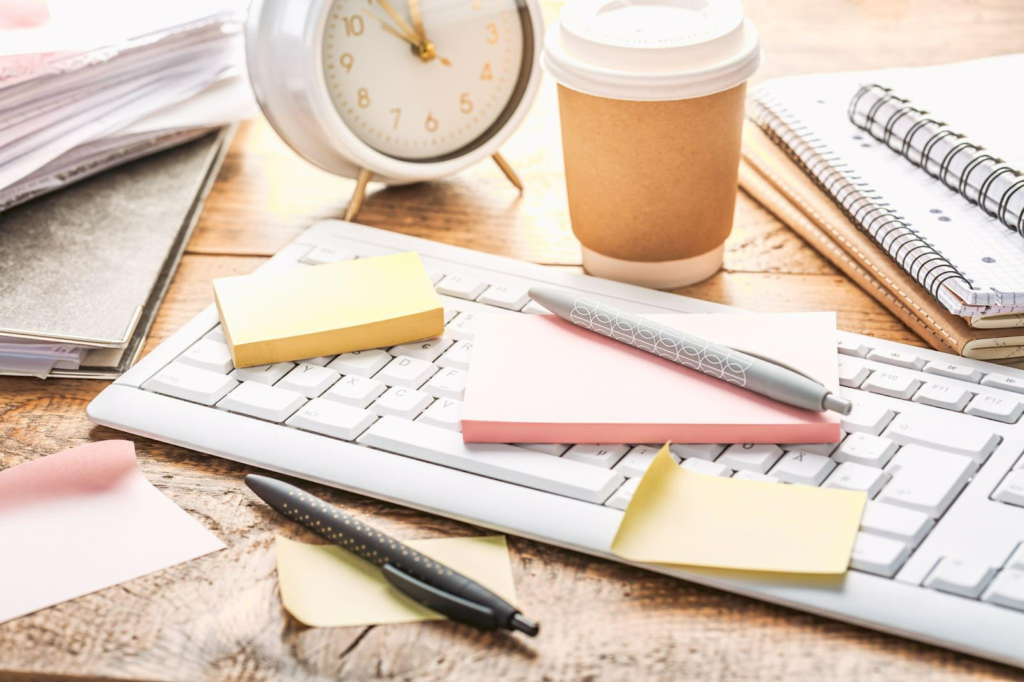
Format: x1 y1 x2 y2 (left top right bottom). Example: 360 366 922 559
321 0 530 162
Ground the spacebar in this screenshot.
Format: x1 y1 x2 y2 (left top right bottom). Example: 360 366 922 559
357 416 624 504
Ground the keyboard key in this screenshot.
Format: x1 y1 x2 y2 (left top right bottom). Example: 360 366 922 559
965 393 1024 424
912 382 971 411
370 387 433 419
328 349 391 377
841 402 895 435
669 443 726 461
436 275 488 300
446 312 478 340
981 569 1024 611
413 396 461 432
143 362 238 406
277 362 340 398
770 451 835 485
428 271 445 285
376 355 438 388
477 285 530 311
564 444 630 469
389 336 454 362
925 557 997 599
980 373 1024 395
230 361 294 386
732 470 780 483
286 398 376 440
516 443 571 456
178 339 234 374
718 444 783 474
681 458 732 477
614 445 670 478
300 244 356 265
924 361 982 383
436 340 474 371
838 357 870 388
838 339 870 357
882 413 1000 463
867 348 926 370
357 416 625 503
322 374 386 408
859 501 934 547
443 308 458 324
217 381 306 422
833 432 898 468
780 439 841 456
993 470 1024 507
299 355 335 367
605 478 641 511
878 445 974 517
849 532 911 577
861 369 922 400
423 367 469 400
823 462 889 497
204 327 226 343
1005 544 1024 571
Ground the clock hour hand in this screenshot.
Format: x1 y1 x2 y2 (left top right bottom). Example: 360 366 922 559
362 7 451 66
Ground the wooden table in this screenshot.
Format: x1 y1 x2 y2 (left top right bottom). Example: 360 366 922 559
3 1 1024 680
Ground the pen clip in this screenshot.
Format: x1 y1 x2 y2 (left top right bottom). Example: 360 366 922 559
382 564 500 630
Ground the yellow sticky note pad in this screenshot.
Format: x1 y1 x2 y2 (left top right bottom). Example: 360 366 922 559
275 535 517 628
214 252 443 367
611 446 866 574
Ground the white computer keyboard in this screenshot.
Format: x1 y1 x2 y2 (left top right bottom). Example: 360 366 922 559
88 220 1024 667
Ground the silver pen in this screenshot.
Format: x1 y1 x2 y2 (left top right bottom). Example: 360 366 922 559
528 287 852 415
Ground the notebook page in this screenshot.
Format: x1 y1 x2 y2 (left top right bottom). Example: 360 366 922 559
756 55 1024 313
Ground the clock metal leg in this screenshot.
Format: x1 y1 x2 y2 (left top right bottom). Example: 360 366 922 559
343 169 374 222
492 152 523 193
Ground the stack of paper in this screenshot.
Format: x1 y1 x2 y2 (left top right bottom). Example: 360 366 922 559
0 0 255 378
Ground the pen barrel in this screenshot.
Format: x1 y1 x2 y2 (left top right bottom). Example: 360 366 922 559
565 296 829 412
275 481 519 626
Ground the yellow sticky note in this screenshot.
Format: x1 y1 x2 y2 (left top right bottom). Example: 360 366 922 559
611 445 866 574
275 535 517 628
214 252 443 367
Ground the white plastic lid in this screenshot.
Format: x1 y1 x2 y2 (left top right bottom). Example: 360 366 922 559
542 0 761 101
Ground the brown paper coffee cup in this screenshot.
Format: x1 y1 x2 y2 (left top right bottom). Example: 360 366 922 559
543 0 761 288
558 82 746 270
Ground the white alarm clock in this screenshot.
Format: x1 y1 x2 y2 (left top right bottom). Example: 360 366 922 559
246 0 544 218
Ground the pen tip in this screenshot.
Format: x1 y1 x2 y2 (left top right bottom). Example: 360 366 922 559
510 613 540 637
823 393 853 415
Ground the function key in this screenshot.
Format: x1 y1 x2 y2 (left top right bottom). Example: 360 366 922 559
861 369 922 400
867 348 926 370
477 285 530 311
923 361 982 383
980 373 1024 395
965 393 1024 424
436 274 488 300
838 339 870 358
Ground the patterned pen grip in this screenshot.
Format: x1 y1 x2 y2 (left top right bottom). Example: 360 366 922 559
568 297 753 386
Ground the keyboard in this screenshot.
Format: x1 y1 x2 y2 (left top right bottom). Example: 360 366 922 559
88 220 1024 667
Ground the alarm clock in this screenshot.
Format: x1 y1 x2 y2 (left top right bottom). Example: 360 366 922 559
246 0 544 218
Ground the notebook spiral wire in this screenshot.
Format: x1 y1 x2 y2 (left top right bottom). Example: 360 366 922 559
749 91 971 301
848 84 1024 237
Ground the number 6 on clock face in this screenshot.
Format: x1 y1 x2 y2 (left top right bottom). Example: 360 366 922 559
246 0 543 185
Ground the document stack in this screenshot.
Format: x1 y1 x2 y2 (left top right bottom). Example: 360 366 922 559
0 0 253 378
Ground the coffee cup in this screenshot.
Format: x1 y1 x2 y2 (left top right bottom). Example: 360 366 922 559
542 0 761 288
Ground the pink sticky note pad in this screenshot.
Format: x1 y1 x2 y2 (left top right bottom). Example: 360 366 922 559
462 312 842 444
0 441 224 624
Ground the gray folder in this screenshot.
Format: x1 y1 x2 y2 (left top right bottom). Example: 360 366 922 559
0 126 233 378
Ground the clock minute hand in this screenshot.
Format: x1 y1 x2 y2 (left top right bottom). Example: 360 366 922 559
375 0 421 45
362 6 452 66
407 0 427 41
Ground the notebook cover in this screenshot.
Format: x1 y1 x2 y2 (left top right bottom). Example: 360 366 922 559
739 123 1024 361
0 126 233 378
462 312 842 445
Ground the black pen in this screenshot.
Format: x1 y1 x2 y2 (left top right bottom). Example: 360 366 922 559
245 474 539 636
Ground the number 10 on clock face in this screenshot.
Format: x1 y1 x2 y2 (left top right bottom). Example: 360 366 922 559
322 0 529 161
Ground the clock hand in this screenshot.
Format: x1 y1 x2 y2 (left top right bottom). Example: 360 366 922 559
361 7 452 66
375 0 420 46
407 0 426 41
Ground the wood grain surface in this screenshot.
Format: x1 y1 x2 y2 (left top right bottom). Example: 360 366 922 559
3 1 1024 680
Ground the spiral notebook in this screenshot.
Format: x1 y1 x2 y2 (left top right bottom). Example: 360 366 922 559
749 53 1024 318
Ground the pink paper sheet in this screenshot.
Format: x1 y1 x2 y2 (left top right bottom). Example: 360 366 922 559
0 440 224 624
463 312 842 444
